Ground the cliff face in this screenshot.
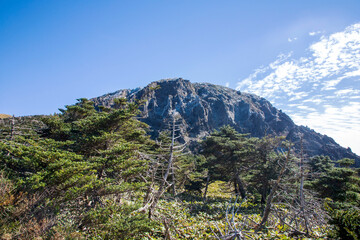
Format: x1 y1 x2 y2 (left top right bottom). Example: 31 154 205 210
92 78 360 165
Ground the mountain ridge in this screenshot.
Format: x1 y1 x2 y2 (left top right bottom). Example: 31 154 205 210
92 78 360 165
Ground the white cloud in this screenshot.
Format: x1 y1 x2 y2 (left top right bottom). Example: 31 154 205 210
289 92 309 101
291 102 360 155
321 79 342 91
309 31 323 36
344 69 360 78
288 37 298 42
303 96 324 104
297 105 317 111
237 23 360 155
225 82 230 87
350 96 360 99
335 88 360 96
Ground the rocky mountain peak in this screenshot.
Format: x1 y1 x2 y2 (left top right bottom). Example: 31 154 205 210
92 78 360 165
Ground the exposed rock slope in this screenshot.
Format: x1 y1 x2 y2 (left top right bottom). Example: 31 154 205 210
92 78 360 165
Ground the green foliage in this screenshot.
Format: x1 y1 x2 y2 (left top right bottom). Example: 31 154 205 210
308 155 333 173
308 156 360 239
0 137 94 204
308 156 360 204
0 98 153 239
80 201 159 239
177 154 207 193
202 125 290 202
245 135 289 203
338 158 356 168
1 99 359 239
328 207 360 240
42 98 151 200
202 125 256 197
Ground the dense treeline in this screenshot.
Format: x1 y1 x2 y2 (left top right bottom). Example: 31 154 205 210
0 99 359 239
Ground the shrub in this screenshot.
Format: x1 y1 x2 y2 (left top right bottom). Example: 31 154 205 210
328 208 360 240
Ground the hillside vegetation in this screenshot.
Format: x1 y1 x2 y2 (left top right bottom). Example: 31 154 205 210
0 98 359 239
0 114 11 119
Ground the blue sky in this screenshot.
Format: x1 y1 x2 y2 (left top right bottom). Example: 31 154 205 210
1 1 359 154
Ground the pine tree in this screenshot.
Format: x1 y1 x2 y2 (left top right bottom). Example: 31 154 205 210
41 98 151 203
308 156 360 204
202 125 257 199
246 135 286 204
0 98 155 238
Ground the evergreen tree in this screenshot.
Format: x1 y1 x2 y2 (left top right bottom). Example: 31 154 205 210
180 154 207 194
42 98 151 203
202 125 257 198
0 98 155 238
308 156 360 204
246 135 286 204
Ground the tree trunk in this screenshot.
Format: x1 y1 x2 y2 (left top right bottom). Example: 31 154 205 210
234 180 239 195
203 174 210 202
261 184 267 205
10 115 15 140
140 114 177 218
299 136 309 234
235 172 246 199
171 162 176 196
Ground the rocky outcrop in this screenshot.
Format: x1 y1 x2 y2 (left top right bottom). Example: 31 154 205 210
92 78 360 165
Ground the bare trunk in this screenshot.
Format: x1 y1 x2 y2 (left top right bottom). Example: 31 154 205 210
203 174 210 202
140 115 177 217
10 115 15 140
169 116 176 196
299 136 309 234
171 162 176 196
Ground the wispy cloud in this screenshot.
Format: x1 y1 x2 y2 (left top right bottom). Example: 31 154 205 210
237 23 360 155
288 37 298 42
291 102 360 154
335 88 360 97
309 30 323 36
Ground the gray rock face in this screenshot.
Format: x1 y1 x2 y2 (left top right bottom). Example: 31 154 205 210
92 78 360 165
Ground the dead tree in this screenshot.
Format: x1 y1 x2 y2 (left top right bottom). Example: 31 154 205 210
160 110 188 196
212 195 256 240
211 139 328 238
298 136 309 234
270 136 329 238
138 110 187 218
0 115 45 141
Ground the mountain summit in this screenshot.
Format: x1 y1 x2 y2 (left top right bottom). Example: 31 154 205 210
92 78 359 165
